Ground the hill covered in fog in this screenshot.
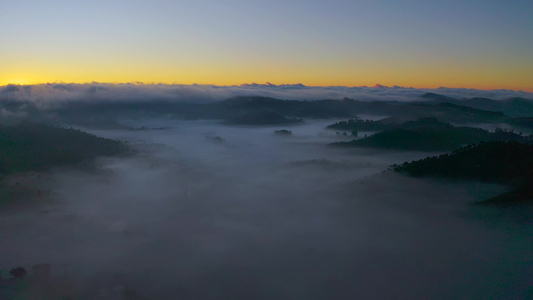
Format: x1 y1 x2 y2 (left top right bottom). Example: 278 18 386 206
0 98 531 298
2 89 530 129
421 92 533 117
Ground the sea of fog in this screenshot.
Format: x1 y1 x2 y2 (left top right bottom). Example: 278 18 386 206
1 119 531 299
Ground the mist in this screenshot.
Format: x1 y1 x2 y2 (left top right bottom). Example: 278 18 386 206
2 83 532 106
1 118 531 299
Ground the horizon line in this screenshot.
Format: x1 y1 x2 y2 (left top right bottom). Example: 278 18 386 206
1 81 532 93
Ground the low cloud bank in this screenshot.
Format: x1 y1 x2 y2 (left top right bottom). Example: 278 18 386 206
1 83 531 104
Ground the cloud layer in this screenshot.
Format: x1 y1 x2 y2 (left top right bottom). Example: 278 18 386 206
1 83 532 104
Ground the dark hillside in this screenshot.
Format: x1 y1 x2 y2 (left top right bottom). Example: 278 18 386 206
394 141 533 204
0 122 127 174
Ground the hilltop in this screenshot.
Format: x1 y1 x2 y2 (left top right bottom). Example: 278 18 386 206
394 141 533 204
0 122 128 175
330 119 528 151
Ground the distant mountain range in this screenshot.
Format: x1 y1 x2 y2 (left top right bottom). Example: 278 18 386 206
0 92 532 127
420 92 533 117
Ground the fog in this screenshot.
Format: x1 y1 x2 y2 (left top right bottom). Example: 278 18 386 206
1 119 531 299
2 83 532 105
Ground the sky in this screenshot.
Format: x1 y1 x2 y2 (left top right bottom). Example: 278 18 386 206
2 0 533 91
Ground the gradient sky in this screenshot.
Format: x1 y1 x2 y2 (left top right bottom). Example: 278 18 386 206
2 0 532 91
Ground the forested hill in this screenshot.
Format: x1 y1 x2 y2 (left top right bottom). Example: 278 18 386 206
331 121 528 151
394 141 533 204
421 93 533 117
0 122 128 174
394 141 533 182
0 95 518 128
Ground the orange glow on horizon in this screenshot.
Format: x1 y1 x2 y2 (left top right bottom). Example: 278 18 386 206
2 49 532 92
2 2 532 95
1 79 531 93
1 65 532 93
3 79 30 86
